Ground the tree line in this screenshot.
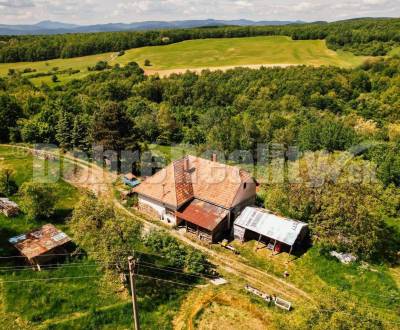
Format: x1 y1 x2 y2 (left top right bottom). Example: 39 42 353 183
0 18 399 63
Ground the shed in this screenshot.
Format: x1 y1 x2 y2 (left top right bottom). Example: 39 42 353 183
0 198 19 217
122 173 141 188
176 199 229 243
234 207 308 254
9 224 71 270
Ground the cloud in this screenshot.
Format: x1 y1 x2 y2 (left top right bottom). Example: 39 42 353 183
0 0 34 7
234 0 253 8
0 0 399 25
362 0 388 4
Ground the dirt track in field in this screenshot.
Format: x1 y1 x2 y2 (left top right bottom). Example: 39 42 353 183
144 63 297 77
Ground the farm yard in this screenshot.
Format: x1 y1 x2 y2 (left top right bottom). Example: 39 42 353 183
0 36 370 85
0 146 197 329
0 144 399 329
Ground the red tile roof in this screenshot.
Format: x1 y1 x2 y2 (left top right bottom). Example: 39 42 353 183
134 155 255 208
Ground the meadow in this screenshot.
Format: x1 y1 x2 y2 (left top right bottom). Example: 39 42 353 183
0 36 370 85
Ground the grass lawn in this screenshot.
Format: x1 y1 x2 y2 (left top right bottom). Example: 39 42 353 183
0 36 370 85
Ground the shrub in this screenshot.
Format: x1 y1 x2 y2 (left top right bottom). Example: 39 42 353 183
144 229 211 274
19 182 58 220
88 61 110 71
0 166 17 196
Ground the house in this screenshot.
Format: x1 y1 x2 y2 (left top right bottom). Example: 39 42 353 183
0 198 19 217
234 207 308 255
8 224 71 270
133 155 257 242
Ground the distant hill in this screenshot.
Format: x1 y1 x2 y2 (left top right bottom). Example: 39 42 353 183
0 19 306 35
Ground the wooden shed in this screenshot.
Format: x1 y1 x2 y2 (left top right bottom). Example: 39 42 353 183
234 207 308 255
9 224 72 270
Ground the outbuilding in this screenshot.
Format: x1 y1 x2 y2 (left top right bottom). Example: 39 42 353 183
234 207 308 254
0 198 19 217
9 224 72 270
122 173 141 188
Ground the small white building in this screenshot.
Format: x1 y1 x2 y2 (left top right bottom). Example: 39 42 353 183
234 207 308 254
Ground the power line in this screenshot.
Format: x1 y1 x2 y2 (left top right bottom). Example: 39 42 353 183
0 275 102 283
136 274 200 288
0 267 397 325
1 258 398 301
0 272 200 288
0 260 213 280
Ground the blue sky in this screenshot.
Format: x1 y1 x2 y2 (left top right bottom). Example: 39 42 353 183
0 0 399 25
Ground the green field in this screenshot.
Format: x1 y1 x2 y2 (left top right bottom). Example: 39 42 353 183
0 146 189 329
0 36 370 85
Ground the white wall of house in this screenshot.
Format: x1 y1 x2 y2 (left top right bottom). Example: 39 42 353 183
138 195 177 225
232 181 257 208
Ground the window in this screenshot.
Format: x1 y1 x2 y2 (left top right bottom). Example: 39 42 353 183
244 183 247 189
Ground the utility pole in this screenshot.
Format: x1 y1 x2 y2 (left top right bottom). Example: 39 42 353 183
128 255 140 330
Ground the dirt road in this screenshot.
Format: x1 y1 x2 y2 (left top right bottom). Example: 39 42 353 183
2 144 314 305
144 63 296 77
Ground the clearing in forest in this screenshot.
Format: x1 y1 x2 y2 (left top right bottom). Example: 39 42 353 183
0 36 370 85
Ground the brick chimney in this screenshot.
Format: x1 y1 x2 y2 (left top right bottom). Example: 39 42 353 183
211 153 217 162
183 157 189 171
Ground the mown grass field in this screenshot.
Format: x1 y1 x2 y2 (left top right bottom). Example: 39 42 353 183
0 36 370 85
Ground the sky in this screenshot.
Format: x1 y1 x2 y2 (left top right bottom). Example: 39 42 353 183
0 0 399 25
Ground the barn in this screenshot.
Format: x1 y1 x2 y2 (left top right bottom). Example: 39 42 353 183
234 207 308 254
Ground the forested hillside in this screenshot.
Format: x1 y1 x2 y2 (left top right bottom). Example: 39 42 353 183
0 18 399 63
1 55 400 260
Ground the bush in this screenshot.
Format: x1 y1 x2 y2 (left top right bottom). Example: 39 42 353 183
144 230 211 274
0 167 17 196
144 59 151 66
19 181 58 220
88 61 110 71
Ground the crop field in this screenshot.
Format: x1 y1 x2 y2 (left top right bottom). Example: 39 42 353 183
0 36 370 85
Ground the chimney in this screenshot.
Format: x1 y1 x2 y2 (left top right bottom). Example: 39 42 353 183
211 153 217 162
183 157 189 171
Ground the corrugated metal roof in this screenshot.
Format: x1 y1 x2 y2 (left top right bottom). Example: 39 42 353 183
176 199 228 231
234 207 307 246
9 224 71 260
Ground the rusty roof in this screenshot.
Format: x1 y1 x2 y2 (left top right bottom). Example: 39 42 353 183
176 199 228 231
133 155 255 209
9 224 71 260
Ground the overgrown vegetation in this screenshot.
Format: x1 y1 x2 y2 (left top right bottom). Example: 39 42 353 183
19 181 58 220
